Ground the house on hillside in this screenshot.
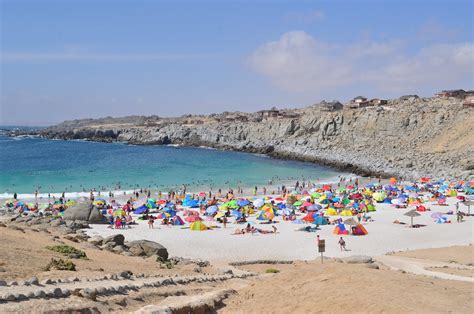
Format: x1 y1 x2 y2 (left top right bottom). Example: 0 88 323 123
369 98 388 106
258 107 280 119
463 95 474 108
348 96 370 109
435 89 466 99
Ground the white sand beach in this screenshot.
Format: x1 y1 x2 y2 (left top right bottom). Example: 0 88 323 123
85 196 474 262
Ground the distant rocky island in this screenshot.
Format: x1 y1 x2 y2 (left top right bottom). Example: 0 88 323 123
13 90 474 180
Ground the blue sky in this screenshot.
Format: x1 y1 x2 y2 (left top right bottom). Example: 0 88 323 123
1 0 473 125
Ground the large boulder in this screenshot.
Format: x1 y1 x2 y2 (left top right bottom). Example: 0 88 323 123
103 234 125 246
127 240 168 259
63 202 105 224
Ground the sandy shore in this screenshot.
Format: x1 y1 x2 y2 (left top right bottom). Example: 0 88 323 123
85 193 473 262
0 221 472 313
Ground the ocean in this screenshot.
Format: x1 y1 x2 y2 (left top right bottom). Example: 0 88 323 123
0 133 344 198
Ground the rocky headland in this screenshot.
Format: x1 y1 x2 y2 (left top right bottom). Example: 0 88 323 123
21 95 474 180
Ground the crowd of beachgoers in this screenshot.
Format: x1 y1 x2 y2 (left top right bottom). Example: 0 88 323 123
5 176 473 235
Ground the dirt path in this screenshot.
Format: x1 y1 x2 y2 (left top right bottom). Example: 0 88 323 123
376 255 474 282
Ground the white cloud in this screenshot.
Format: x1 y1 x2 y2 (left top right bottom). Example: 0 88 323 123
249 31 474 95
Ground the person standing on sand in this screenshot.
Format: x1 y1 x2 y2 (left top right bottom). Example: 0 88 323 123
254 186 257 196
148 216 155 229
223 215 228 228
338 237 346 251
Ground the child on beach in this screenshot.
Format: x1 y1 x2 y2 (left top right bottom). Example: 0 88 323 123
338 237 347 251
148 216 155 229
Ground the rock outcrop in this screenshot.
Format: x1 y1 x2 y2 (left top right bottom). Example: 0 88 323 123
33 96 474 180
63 202 105 224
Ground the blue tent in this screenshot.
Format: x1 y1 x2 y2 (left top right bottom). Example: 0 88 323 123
183 199 199 208
313 216 328 225
134 205 148 214
163 208 176 217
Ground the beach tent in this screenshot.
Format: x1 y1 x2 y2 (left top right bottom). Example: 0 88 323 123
352 224 368 235
333 223 349 235
340 209 353 216
190 220 209 231
302 212 315 222
366 204 376 212
134 205 148 214
163 208 176 217
416 205 427 212
172 216 185 226
314 216 328 225
292 219 305 224
326 208 338 216
185 215 202 222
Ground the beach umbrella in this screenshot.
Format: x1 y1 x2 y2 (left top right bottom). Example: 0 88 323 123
231 210 242 219
307 204 321 211
113 209 125 217
293 201 303 206
237 199 249 207
343 218 358 231
253 199 264 208
198 192 206 197
206 205 218 215
404 209 421 227
430 212 443 219
372 191 387 202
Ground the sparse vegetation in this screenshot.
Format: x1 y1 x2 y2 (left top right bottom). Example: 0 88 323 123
46 245 87 259
265 268 280 274
44 258 76 271
157 256 175 269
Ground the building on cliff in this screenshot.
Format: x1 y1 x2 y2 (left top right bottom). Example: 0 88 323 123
369 98 388 106
348 96 371 109
435 89 467 99
463 95 474 107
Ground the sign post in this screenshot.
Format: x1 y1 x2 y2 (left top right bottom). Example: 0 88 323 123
318 239 325 264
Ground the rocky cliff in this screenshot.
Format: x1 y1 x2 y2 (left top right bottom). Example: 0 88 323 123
36 96 474 180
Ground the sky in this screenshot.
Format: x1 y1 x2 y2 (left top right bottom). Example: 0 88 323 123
1 0 473 126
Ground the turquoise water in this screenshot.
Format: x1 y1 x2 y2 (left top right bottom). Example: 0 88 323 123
0 135 342 196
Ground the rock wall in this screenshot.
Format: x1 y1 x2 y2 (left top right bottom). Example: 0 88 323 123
37 97 474 180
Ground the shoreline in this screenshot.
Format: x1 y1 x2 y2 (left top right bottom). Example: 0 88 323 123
0 174 357 201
